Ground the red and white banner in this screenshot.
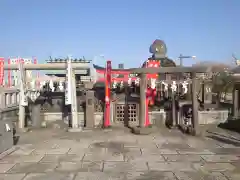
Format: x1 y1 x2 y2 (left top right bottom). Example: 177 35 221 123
0 57 4 86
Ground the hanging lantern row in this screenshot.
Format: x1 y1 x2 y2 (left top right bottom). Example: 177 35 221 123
111 78 191 94
27 80 65 92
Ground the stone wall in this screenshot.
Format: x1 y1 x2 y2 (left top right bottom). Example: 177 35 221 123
0 119 14 154
198 110 228 124
0 107 18 154
149 110 229 126
41 112 104 127
39 110 229 127
149 110 166 127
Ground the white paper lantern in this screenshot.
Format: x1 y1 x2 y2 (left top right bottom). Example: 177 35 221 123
161 81 168 92
59 81 64 91
182 81 188 94
171 81 177 92
150 79 156 89
49 80 54 92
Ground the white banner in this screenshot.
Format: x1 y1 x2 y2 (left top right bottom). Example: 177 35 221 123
19 62 28 106
65 57 72 105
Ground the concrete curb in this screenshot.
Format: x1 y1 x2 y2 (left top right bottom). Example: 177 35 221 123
0 146 18 160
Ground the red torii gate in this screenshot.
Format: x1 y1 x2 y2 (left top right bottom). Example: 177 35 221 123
0 57 4 85
103 60 160 128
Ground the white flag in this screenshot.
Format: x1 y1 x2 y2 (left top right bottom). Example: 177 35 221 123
5 123 11 132
65 57 72 105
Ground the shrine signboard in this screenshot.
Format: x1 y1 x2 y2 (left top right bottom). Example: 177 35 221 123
19 61 28 106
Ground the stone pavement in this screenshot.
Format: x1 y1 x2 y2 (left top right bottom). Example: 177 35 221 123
0 126 240 180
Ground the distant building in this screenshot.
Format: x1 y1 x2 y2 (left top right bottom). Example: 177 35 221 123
45 58 92 83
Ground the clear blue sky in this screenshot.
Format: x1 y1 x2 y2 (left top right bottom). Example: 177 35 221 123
0 0 240 68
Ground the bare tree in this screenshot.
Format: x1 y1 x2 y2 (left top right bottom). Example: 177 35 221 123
212 71 233 107
193 61 234 107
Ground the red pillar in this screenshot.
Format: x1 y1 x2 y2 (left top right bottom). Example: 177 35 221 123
0 57 4 86
7 58 11 87
145 98 150 126
33 57 40 88
144 87 157 127
145 88 151 127
104 60 111 127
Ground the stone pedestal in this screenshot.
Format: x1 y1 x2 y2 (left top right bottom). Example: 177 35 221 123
171 92 177 127
85 90 95 128
233 88 239 118
31 103 42 128
18 105 25 129
0 120 13 154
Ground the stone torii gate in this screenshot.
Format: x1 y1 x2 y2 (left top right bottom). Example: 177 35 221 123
130 66 213 136
4 60 90 132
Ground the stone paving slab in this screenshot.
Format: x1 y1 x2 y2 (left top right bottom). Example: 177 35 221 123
22 173 75 180
123 148 142 161
33 148 70 155
103 162 148 172
185 138 222 149
148 162 196 172
193 162 236 172
0 163 16 173
163 154 203 162
56 161 103 172
0 173 26 180
217 142 240 148
223 172 240 180
159 142 191 149
40 154 84 163
229 162 240 173
8 163 58 173
74 172 125 180
201 154 240 162
1 127 240 179
174 171 228 180
126 153 165 163
67 147 89 155
210 148 240 154
84 152 124 161
0 155 44 164
11 148 35 156
177 148 215 155
141 148 179 155
132 171 177 180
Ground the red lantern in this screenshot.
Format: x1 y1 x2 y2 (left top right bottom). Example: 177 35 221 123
149 99 154 106
146 88 152 97
152 89 157 97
